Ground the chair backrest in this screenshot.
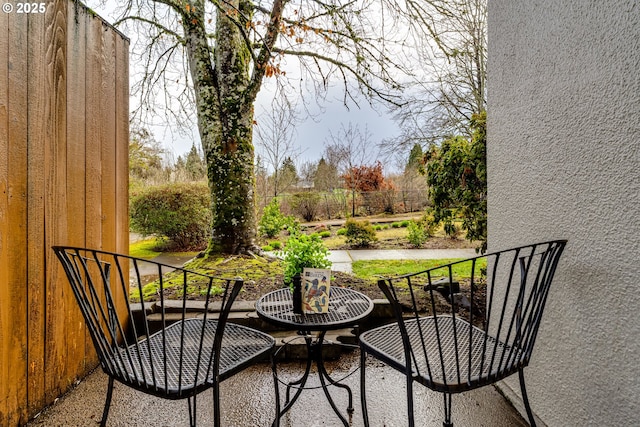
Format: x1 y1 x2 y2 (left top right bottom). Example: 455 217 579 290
52 246 243 395
377 240 566 389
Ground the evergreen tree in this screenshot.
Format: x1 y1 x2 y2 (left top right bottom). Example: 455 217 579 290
185 144 206 181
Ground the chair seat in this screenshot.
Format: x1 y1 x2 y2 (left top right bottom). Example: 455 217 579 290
360 315 523 393
115 318 274 398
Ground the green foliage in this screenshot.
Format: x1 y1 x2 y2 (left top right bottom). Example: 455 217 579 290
406 219 429 247
400 220 410 227
279 232 331 288
129 127 165 188
344 218 378 248
262 244 273 251
259 198 287 238
183 144 206 181
314 158 339 191
269 241 282 250
283 215 300 234
405 143 424 173
129 183 211 250
443 221 460 237
129 128 163 178
290 191 321 222
421 212 439 236
318 230 331 238
424 111 487 252
391 222 402 228
337 228 347 236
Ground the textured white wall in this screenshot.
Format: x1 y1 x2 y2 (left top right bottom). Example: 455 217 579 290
487 1 640 426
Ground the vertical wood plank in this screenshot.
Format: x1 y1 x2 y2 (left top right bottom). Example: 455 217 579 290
84 14 102 252
115 30 129 256
43 0 69 402
65 0 88 378
0 16 7 423
0 11 9 425
5 9 30 425
114 33 129 316
100 25 116 254
26 7 49 415
83 12 104 367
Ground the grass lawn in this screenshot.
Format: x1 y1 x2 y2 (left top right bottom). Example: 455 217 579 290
129 238 164 259
129 237 200 259
352 258 487 281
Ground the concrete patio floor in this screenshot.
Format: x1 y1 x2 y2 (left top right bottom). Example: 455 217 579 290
28 352 527 426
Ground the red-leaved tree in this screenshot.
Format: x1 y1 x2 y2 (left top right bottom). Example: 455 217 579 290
343 161 396 215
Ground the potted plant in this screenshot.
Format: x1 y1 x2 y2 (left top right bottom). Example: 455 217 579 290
279 231 332 313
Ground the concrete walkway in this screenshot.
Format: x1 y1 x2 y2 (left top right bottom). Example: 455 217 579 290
328 248 478 273
28 352 527 427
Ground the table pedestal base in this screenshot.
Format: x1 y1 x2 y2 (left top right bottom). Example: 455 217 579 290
272 331 353 427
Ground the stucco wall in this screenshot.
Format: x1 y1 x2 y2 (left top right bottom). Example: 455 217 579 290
487 1 640 425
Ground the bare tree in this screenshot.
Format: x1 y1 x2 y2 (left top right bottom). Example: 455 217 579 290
254 97 301 197
324 123 376 216
106 0 409 254
255 154 269 207
388 0 487 148
297 160 318 188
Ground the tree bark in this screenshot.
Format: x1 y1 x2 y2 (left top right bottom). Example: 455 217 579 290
183 0 258 254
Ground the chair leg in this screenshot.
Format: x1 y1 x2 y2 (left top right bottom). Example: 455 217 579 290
360 350 370 427
187 396 197 427
271 352 281 427
406 370 415 427
519 369 537 427
213 385 221 427
443 393 453 427
100 377 115 427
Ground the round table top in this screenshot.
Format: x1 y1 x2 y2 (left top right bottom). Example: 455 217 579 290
255 287 374 331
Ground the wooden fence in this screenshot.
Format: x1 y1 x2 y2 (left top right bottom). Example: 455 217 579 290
0 2 129 425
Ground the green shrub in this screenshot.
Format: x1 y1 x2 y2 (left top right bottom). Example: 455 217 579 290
407 220 429 247
337 228 347 236
319 230 331 238
290 192 321 222
129 182 211 250
444 221 460 238
283 215 300 234
279 232 331 289
421 213 439 237
400 220 410 227
259 198 286 238
269 241 282 250
262 244 273 251
391 222 402 228
344 218 378 248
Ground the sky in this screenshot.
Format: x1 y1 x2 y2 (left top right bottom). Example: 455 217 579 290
87 3 403 170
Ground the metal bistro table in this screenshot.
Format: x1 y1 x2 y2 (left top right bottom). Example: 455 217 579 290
256 287 373 427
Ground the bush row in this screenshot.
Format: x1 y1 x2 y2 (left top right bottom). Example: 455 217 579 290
130 183 443 251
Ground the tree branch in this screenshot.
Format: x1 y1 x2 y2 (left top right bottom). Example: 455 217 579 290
272 48 402 106
114 15 184 43
244 0 287 111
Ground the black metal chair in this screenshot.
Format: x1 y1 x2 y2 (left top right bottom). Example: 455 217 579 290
359 240 567 427
53 246 279 427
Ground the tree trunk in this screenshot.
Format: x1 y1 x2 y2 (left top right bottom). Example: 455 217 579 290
183 0 258 254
